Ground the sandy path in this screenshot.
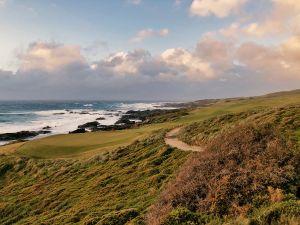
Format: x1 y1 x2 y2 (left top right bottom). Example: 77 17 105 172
164 127 203 152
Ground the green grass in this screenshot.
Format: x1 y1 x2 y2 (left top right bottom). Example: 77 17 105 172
148 104 300 225
0 132 188 224
0 89 300 224
293 128 300 145
17 129 148 159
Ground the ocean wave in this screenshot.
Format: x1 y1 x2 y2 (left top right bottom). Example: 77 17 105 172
0 101 171 145
116 102 177 111
0 112 32 115
117 102 163 111
0 109 120 136
34 110 67 116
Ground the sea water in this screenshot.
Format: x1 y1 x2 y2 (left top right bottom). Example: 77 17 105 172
0 101 171 145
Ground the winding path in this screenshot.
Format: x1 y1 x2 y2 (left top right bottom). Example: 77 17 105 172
164 127 203 152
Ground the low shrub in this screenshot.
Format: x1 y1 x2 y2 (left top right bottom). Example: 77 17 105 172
99 208 139 225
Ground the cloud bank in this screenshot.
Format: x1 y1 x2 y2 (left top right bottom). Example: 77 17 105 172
0 0 299 100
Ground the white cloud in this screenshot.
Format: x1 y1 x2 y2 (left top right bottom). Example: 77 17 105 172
161 48 215 80
0 0 8 7
219 0 300 38
94 49 153 76
130 28 169 43
19 42 86 72
237 35 300 80
190 0 248 17
127 0 141 5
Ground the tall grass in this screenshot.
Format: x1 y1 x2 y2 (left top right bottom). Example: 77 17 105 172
147 105 300 225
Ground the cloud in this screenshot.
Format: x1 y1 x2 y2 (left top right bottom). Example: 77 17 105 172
94 35 234 82
130 28 169 43
1 30 300 101
0 0 8 7
218 0 300 38
127 0 141 5
19 42 87 72
174 0 183 7
237 35 300 80
93 49 153 76
190 0 248 17
161 48 214 80
195 35 234 73
83 40 109 58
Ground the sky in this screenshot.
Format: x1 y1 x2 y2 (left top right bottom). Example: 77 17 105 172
0 0 299 100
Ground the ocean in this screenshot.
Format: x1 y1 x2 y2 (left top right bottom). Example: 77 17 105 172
0 100 171 145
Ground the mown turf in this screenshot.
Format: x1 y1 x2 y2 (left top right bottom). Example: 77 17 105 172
17 129 148 159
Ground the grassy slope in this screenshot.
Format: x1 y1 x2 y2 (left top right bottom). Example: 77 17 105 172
0 89 300 224
0 132 188 225
148 105 300 224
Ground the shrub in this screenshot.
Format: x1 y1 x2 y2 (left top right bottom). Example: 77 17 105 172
0 162 13 176
99 208 139 225
162 208 202 225
147 106 300 224
249 200 300 225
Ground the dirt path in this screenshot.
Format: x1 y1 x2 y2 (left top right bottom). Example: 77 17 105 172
164 127 203 152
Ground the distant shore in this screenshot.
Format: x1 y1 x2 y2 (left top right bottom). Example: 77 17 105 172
0 103 179 146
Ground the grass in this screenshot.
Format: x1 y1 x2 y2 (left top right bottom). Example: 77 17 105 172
0 89 300 224
0 132 188 224
17 129 148 159
147 104 300 225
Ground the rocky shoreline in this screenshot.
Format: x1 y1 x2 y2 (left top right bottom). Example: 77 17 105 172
0 108 185 143
69 109 183 133
0 130 51 142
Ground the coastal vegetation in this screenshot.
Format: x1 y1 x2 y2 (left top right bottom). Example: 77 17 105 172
0 89 300 224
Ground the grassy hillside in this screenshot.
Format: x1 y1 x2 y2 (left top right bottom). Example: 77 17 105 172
148 105 300 225
0 132 188 224
0 89 300 224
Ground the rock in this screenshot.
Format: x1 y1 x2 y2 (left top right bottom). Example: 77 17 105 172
42 126 51 130
69 128 86 134
53 113 65 115
39 130 51 135
96 117 106 121
94 124 132 131
79 111 90 115
115 118 135 125
0 131 39 141
78 121 99 129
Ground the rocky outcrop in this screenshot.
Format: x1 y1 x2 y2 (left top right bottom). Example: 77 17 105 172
69 128 86 134
115 118 135 125
78 121 99 130
0 130 51 141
